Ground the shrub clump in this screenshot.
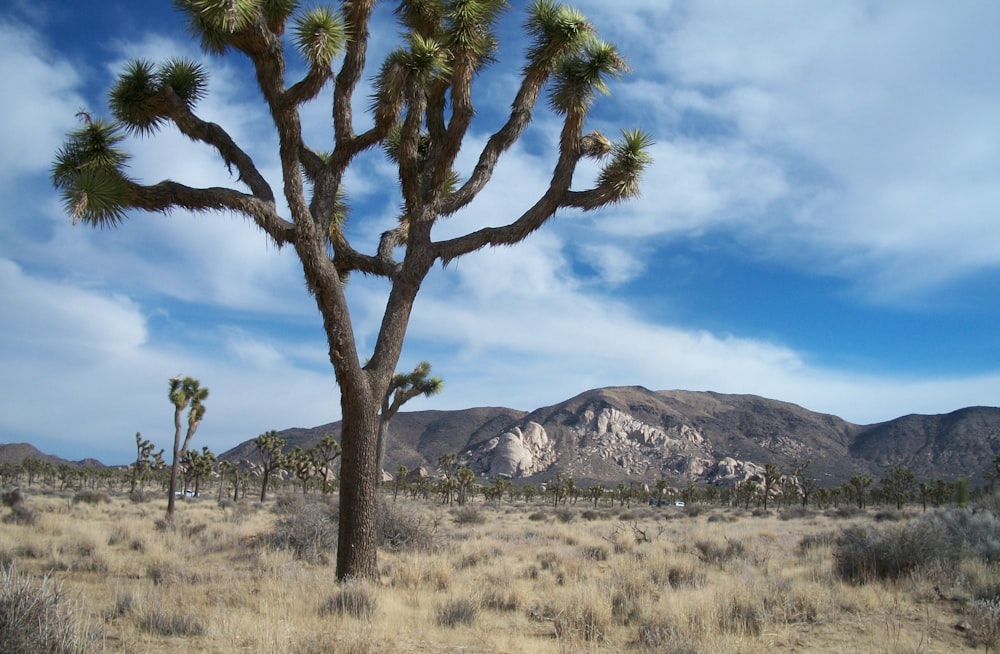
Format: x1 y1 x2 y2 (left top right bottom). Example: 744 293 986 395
833 507 1000 584
832 522 953 583
320 586 377 619
136 608 205 637
452 505 485 525
436 597 479 627
0 564 95 653
72 490 109 505
377 501 438 551
270 495 339 564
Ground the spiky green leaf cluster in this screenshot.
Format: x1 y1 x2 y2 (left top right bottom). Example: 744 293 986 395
174 0 258 53
51 116 132 227
597 128 654 202
445 0 508 62
109 60 163 135
293 7 347 68
525 0 593 71
110 58 208 136
159 58 209 106
399 33 452 79
549 38 626 114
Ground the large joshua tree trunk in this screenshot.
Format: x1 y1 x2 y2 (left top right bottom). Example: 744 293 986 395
335 388 381 579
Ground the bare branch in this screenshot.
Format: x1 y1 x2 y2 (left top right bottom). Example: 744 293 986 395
124 179 294 245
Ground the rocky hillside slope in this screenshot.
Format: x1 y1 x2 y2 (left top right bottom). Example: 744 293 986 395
221 387 1000 486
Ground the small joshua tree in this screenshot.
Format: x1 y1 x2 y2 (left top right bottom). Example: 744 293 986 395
253 430 287 502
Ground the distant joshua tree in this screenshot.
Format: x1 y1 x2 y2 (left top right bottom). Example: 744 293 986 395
166 376 208 519
377 361 443 474
253 430 287 502
130 432 164 494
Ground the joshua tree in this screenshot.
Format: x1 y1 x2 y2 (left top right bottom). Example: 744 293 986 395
166 376 208 519
377 361 443 475
181 446 216 496
289 446 317 493
311 433 342 494
759 464 781 511
130 432 164 494
52 0 650 580
880 464 915 510
393 464 409 501
455 465 475 506
253 430 287 502
848 474 873 510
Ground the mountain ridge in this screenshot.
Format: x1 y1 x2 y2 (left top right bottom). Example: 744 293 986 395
220 387 1000 486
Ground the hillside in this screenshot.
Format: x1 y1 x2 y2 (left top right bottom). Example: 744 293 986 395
0 442 104 469
220 387 1000 486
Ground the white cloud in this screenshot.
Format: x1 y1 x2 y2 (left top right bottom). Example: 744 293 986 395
0 20 84 186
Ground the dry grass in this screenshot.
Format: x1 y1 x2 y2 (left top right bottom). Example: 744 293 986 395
0 488 995 653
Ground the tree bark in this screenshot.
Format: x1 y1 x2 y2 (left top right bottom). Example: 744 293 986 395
336 387 381 580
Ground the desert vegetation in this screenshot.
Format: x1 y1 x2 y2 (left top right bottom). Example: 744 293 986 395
2 477 1000 653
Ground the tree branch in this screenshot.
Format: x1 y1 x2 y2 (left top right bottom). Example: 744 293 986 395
159 90 275 203
124 179 294 244
433 109 586 263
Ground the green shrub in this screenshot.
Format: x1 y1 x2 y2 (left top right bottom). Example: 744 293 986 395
0 564 94 653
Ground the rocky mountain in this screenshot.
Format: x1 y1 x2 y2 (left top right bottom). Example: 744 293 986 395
0 442 105 469
220 387 1000 486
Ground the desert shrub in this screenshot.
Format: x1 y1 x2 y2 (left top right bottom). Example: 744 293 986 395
826 505 862 519
751 508 770 518
136 607 205 637
481 587 520 612
71 490 109 505
452 505 485 525
377 501 437 551
0 564 94 653
436 597 478 627
706 513 734 524
684 505 704 518
555 507 575 523
270 495 338 563
660 562 706 589
128 490 149 503
528 511 547 521
832 522 955 583
582 544 609 561
551 598 609 643
873 510 903 522
694 538 746 565
633 619 699 654
717 593 766 636
101 593 135 622
919 507 1000 563
966 597 1000 651
5 504 37 525
796 531 837 554
778 506 812 520
580 509 601 521
320 586 377 619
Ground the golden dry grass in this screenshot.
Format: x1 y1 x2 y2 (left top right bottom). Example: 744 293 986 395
1 488 995 653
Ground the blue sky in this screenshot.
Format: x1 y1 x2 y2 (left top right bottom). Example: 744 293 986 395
1 1 999 464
